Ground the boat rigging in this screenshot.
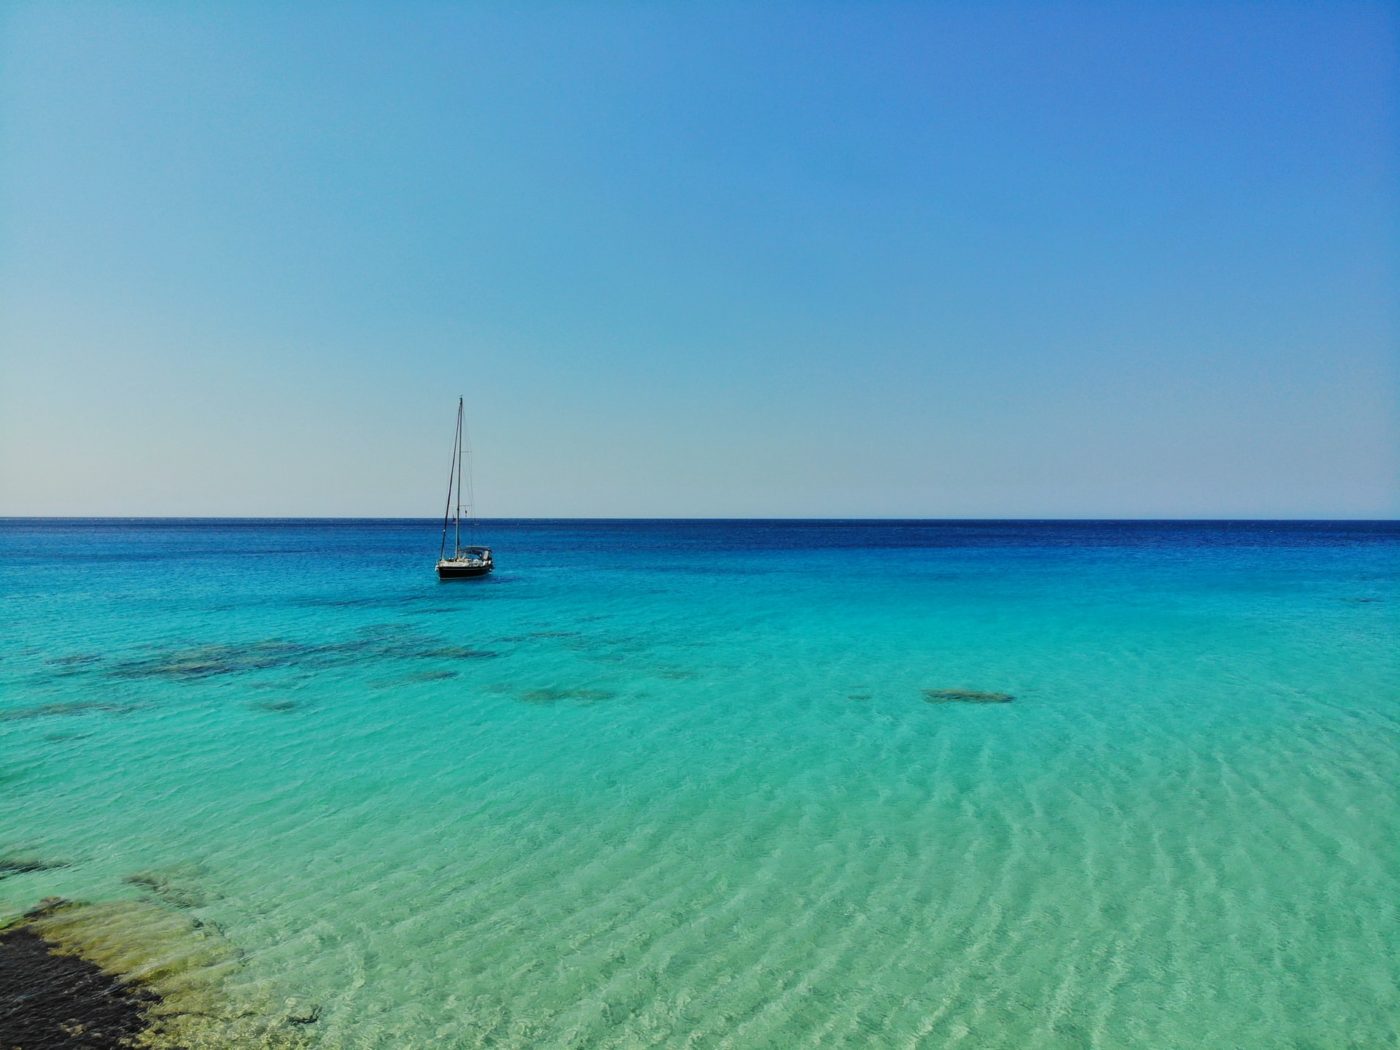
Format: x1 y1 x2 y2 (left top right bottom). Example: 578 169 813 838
436 396 494 579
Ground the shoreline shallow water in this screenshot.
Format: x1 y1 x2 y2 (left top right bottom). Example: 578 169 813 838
3 519 1397 1047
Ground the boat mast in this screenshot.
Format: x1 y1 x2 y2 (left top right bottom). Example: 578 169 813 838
440 398 461 562
454 397 463 557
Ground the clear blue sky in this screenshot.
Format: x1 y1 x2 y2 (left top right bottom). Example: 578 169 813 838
2 2 1396 517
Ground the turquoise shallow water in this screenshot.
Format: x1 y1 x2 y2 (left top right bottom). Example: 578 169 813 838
2 519 1398 1048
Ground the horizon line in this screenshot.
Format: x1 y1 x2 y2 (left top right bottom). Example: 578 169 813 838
2 515 1396 524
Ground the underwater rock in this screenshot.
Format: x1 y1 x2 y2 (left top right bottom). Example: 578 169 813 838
403 669 459 682
48 652 105 666
250 699 301 713
3 898 311 1049
0 924 157 1048
287 1006 321 1025
46 652 106 674
105 628 499 683
421 646 498 660
45 730 94 744
25 896 72 919
0 855 68 881
0 700 130 722
107 640 308 681
923 688 1015 704
123 868 212 910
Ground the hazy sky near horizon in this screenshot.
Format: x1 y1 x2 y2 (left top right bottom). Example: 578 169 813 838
2 3 1396 517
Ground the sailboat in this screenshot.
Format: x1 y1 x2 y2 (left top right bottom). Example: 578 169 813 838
436 397 494 579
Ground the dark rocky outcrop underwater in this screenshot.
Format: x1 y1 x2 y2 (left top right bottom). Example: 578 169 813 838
1 897 315 1049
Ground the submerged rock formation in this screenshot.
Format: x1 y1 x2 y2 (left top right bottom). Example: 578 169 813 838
1 898 313 1049
0 856 68 881
0 920 156 1048
922 688 1015 704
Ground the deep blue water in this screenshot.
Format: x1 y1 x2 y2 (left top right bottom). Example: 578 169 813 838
3 519 1398 1048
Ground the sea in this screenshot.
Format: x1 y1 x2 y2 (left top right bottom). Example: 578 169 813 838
1 519 1397 1048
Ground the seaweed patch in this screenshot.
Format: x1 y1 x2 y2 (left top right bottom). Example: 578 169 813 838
923 688 1015 704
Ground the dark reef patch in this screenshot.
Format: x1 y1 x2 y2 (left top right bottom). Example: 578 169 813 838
421 645 498 660
3 898 311 1047
0 856 68 881
402 669 459 683
102 626 499 683
47 652 106 674
123 868 212 910
518 687 618 705
923 688 1015 704
0 700 133 723
44 730 94 744
250 699 302 713
107 640 305 681
0 925 157 1049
